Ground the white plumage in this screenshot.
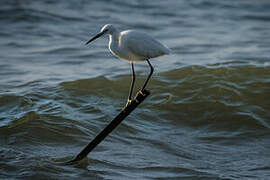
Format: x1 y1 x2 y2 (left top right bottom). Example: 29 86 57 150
109 29 170 61
87 24 170 61
86 24 170 106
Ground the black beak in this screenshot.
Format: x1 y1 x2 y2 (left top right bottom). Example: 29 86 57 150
85 31 106 45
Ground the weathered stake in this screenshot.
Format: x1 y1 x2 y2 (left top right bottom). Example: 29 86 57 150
65 89 150 165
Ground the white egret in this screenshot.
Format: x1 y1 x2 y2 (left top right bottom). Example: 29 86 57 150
86 24 170 107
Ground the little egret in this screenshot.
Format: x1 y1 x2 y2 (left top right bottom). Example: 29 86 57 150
86 24 170 107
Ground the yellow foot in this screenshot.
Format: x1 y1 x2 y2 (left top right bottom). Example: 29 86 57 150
138 89 149 97
122 99 132 110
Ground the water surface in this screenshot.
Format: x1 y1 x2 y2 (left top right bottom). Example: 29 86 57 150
1 0 270 179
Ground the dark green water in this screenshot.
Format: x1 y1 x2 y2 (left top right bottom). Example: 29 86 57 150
1 0 270 179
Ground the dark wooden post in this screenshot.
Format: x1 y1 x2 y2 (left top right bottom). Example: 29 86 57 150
65 90 150 165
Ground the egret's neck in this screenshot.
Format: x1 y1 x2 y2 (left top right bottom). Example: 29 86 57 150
109 30 121 53
109 31 120 46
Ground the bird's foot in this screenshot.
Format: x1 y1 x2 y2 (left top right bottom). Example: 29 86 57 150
122 99 132 110
139 89 149 96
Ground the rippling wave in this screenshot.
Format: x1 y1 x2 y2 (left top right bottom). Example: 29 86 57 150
1 64 269 137
61 65 270 130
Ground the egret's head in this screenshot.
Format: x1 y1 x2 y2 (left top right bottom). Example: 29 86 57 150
86 24 116 45
100 24 116 35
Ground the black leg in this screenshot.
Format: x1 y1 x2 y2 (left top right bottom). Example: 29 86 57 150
141 59 153 91
128 62 135 100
